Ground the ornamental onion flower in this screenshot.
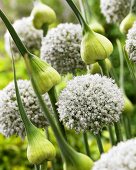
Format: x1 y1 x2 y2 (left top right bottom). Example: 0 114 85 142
100 0 131 24
126 22 136 63
0 80 51 138
40 23 85 74
93 138 136 170
57 74 124 134
4 17 43 58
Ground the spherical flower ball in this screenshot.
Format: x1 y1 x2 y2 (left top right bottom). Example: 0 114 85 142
93 138 136 170
100 0 131 24
4 17 43 58
0 80 51 138
40 23 86 74
57 74 124 134
126 22 136 63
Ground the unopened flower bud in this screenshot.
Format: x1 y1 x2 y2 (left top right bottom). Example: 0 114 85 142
24 54 61 94
89 21 105 35
120 13 136 34
81 29 113 64
31 1 56 30
123 95 134 116
63 152 93 170
90 58 112 74
27 125 56 164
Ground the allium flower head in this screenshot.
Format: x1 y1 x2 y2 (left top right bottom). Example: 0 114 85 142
57 74 124 134
100 0 131 24
5 17 43 57
126 22 136 63
0 80 51 138
93 138 136 170
40 23 85 74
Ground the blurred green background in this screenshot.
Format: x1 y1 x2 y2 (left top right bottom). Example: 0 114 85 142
0 0 136 169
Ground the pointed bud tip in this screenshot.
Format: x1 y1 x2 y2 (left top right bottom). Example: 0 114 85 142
27 127 56 164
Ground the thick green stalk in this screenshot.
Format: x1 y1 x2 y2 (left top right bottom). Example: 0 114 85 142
40 162 47 170
108 126 115 146
0 9 28 56
65 0 90 33
98 60 109 77
95 133 104 155
83 133 91 157
48 87 67 139
42 24 49 37
114 122 123 143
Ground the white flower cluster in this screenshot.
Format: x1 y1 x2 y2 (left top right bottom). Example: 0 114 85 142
4 17 43 57
40 23 85 74
0 80 51 138
93 138 136 170
100 0 131 24
126 22 136 63
57 74 124 134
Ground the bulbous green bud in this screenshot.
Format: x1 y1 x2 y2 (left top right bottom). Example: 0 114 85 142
31 1 56 30
89 22 105 35
120 13 136 34
123 95 134 115
24 54 61 94
27 125 56 164
90 58 112 74
81 30 113 64
63 152 94 170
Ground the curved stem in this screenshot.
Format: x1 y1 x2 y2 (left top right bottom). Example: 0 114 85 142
65 0 90 33
95 133 104 155
48 87 67 140
40 162 47 170
35 165 40 170
98 60 109 77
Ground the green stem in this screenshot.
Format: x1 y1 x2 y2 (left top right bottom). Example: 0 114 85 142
40 162 47 170
83 132 91 157
130 0 136 13
98 60 109 77
79 0 88 22
35 165 40 170
65 0 90 33
12 52 34 136
122 115 130 139
0 9 28 56
108 126 115 146
116 39 125 93
30 76 82 164
95 133 104 155
114 122 123 143
42 24 48 37
48 87 67 139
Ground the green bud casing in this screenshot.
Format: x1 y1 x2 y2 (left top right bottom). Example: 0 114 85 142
89 22 105 35
24 54 61 94
27 125 56 165
123 95 134 116
63 152 93 170
31 2 56 29
120 13 136 34
81 30 113 64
